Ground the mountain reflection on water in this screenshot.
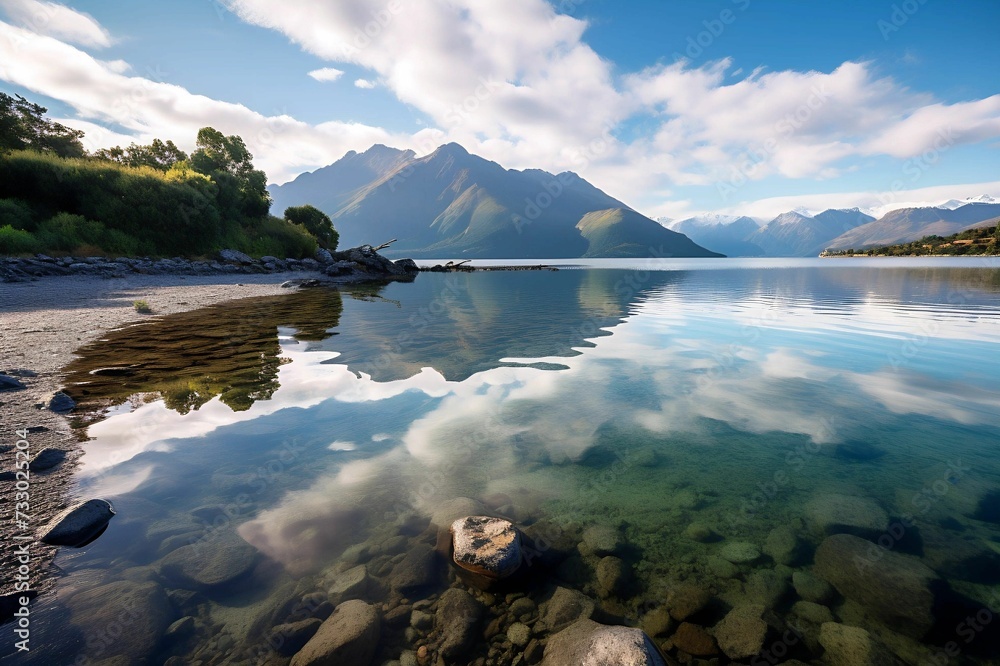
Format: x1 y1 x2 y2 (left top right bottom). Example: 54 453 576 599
9 261 1000 665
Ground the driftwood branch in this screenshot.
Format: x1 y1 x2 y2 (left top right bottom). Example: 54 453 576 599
444 259 471 268
372 239 398 252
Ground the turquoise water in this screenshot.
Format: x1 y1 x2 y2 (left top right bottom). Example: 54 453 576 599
6 259 1000 664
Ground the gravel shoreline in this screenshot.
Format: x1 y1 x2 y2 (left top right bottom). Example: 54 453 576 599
0 271 323 598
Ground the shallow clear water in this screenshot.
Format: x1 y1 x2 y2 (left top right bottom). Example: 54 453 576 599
7 259 1000 665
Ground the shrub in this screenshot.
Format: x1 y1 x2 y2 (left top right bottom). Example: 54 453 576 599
0 225 38 254
133 300 152 313
0 198 35 230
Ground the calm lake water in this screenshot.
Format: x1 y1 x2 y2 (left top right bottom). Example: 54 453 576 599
6 258 1000 665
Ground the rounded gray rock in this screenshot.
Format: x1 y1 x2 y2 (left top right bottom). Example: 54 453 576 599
40 498 115 547
291 600 380 666
542 619 666 666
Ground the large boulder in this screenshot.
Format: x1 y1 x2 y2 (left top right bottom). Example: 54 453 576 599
328 564 369 602
40 499 115 547
814 534 940 638
805 493 889 539
217 249 253 264
291 600 380 666
451 516 522 580
436 588 485 659
159 531 258 591
818 622 905 666
542 619 667 666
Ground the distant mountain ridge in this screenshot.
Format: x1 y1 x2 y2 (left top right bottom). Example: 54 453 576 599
666 200 1000 256
824 202 1000 251
269 144 720 259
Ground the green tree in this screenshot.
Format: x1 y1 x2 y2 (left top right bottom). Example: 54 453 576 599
284 204 338 250
190 127 270 219
0 92 85 158
94 138 188 171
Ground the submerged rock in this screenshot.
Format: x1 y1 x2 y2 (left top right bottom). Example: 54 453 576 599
40 498 115 547
804 493 889 539
713 605 771 660
542 619 667 666
451 515 523 579
818 622 905 666
328 564 369 602
792 570 835 604
671 622 718 656
159 531 258 591
436 588 485 659
718 541 761 564
390 543 440 594
814 534 939 638
539 586 596 633
291 600 380 666
666 582 713 621
582 524 625 556
921 524 1000 583
66 581 174 663
972 489 1000 524
596 556 631 598
763 525 806 565
271 618 323 656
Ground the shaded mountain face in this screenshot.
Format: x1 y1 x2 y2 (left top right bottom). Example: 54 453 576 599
825 203 1000 251
671 216 764 257
269 143 720 259
269 145 417 217
748 209 875 257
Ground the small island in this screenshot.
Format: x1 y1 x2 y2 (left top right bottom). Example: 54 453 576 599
821 219 1000 257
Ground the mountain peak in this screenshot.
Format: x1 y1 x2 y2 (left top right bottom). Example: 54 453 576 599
433 142 470 157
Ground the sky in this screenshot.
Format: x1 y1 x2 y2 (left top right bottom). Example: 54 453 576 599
1 0 999 220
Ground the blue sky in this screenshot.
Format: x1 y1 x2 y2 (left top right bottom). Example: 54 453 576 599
1 0 998 219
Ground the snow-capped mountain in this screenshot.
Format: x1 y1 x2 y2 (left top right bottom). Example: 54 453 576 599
939 195 998 210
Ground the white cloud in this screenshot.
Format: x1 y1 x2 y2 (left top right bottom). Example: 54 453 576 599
650 179 1000 221
0 0 110 47
0 20 417 183
221 0 1000 211
308 66 344 82
2 0 1000 214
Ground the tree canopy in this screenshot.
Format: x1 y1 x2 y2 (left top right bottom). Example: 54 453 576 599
0 92 85 158
94 139 188 171
284 205 339 250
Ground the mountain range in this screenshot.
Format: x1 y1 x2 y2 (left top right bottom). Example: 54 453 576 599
668 199 1000 256
269 144 720 259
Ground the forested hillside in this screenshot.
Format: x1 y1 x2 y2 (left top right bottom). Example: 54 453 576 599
0 93 332 258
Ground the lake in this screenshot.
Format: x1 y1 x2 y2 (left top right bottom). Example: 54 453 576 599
7 258 1000 665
